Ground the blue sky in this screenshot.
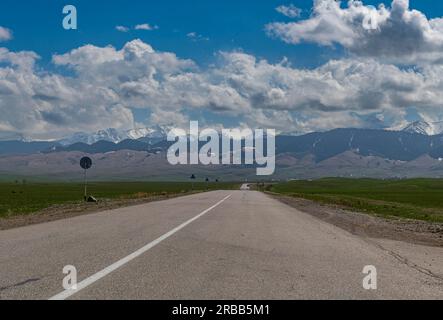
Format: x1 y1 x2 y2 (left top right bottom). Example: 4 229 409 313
2 0 440 68
1 0 335 68
2 0 443 139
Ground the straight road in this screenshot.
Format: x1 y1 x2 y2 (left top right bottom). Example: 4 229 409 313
0 190 442 300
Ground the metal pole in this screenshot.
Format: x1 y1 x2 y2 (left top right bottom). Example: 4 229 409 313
84 169 87 201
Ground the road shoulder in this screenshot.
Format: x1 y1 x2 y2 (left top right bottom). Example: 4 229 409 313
269 193 443 248
0 192 202 231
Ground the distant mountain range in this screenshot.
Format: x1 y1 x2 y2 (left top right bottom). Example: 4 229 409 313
45 128 443 161
275 128 443 162
3 126 443 160
2 120 443 148
0 126 170 156
55 120 443 144
54 121 443 146
3 123 443 180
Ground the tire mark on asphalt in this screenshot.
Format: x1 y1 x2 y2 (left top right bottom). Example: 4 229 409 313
0 277 42 292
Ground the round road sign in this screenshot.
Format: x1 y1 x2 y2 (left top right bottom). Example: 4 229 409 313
80 157 92 170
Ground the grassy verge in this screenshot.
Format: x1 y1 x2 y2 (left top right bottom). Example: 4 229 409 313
0 181 239 218
267 178 443 223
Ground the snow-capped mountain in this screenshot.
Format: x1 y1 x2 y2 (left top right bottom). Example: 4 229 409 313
58 127 167 146
402 121 443 136
402 121 434 135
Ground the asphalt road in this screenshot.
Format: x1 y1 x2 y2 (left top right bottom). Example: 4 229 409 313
0 190 442 300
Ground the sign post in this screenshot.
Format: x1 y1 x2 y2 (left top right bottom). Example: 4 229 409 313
80 157 92 201
190 174 196 191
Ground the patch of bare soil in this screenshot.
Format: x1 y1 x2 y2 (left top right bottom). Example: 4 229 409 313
270 193 443 247
0 192 198 231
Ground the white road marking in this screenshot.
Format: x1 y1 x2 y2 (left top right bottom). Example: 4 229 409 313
49 194 232 300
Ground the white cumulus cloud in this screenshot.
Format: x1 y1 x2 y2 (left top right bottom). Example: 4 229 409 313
187 32 209 42
266 0 443 65
135 23 158 31
0 26 12 42
115 25 130 32
276 4 302 18
2 39 443 139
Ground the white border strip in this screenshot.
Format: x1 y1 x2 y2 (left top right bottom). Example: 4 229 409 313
49 194 232 300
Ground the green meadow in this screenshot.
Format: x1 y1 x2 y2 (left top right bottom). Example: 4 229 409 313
268 178 443 223
0 181 239 218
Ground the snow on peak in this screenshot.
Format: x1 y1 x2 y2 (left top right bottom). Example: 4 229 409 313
402 121 434 135
402 121 443 136
59 127 167 146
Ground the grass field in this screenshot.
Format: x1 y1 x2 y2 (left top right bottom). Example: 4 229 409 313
0 181 239 218
268 178 443 223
